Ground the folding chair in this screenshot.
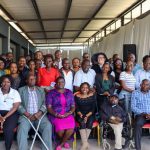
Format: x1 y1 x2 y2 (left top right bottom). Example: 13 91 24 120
23 113 49 150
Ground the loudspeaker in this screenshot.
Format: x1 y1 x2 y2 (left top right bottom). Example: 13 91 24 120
123 44 136 62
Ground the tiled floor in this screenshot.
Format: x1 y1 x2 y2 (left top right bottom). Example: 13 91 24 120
0 137 150 150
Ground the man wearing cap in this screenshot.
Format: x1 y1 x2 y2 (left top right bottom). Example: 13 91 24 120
101 94 126 150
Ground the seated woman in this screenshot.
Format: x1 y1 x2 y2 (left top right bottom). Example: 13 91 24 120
75 82 96 150
0 75 21 150
46 77 75 150
95 63 115 109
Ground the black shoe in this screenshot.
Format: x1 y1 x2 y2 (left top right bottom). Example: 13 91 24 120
114 149 122 150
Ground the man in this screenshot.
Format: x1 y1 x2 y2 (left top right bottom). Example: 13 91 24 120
82 52 90 61
101 94 126 150
54 50 62 69
72 57 80 73
59 58 74 91
17 74 53 150
127 53 142 75
18 56 29 87
5 52 14 68
34 51 45 67
73 59 96 91
131 79 150 150
135 55 150 89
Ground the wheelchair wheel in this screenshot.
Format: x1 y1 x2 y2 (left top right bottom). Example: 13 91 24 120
128 141 135 150
102 140 111 150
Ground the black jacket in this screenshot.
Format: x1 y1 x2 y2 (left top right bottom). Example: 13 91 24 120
101 101 126 123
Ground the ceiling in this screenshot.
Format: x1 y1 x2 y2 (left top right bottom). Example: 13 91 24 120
0 0 139 45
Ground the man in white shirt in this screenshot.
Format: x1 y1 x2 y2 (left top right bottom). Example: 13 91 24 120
54 50 62 69
59 58 74 91
135 55 150 89
73 59 96 91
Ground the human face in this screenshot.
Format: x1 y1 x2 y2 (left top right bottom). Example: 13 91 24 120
0 60 5 70
19 58 26 67
109 96 118 105
80 84 90 95
27 75 36 87
35 60 42 70
127 54 135 63
72 58 80 68
55 51 62 60
98 54 105 65
63 60 70 70
29 61 35 71
83 54 89 60
126 61 134 72
56 78 65 89
44 57 53 68
82 61 90 73
113 54 119 61
141 80 150 92
1 78 11 91
143 58 150 71
10 63 18 74
115 59 122 70
35 52 43 60
102 63 110 74
7 53 13 61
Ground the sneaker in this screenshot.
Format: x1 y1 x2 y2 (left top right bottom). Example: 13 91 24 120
64 142 70 149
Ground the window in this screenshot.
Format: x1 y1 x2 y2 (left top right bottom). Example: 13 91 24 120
110 22 116 31
142 0 150 14
116 19 121 29
132 5 141 18
124 11 132 24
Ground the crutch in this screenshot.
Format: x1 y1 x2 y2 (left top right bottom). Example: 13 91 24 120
23 113 49 150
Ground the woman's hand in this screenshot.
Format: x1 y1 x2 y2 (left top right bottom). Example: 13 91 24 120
0 116 5 123
84 116 88 123
103 91 110 96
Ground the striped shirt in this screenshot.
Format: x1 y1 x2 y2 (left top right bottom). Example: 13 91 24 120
119 71 136 90
131 90 150 115
135 69 150 89
27 87 38 114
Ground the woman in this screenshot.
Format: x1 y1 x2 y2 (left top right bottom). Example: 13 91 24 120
75 82 96 150
0 57 6 77
0 75 21 150
119 60 136 112
28 59 37 77
113 58 124 94
46 77 75 150
72 57 80 73
91 53 108 74
95 63 115 109
9 62 21 90
37 55 60 91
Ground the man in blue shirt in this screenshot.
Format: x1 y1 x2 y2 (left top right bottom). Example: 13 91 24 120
131 79 150 150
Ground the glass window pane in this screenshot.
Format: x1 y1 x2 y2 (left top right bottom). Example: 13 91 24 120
124 11 131 24
142 0 150 14
116 19 121 29
132 5 141 18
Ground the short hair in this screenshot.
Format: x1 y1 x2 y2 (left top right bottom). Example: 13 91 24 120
18 56 26 61
9 62 18 68
62 58 69 64
56 76 65 83
83 52 89 57
81 59 90 66
34 50 43 55
142 55 150 63
44 54 54 62
6 52 13 56
80 82 90 91
28 59 35 65
55 50 61 55
0 75 13 86
26 74 36 81
142 79 150 84
72 57 80 62
97 52 108 62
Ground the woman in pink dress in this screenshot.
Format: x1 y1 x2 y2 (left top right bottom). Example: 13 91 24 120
46 77 75 150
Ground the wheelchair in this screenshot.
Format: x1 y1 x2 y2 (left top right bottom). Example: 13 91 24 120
100 97 134 150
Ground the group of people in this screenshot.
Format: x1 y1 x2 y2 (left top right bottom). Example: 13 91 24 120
0 50 149 150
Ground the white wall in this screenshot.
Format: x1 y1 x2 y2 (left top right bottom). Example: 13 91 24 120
90 14 150 64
